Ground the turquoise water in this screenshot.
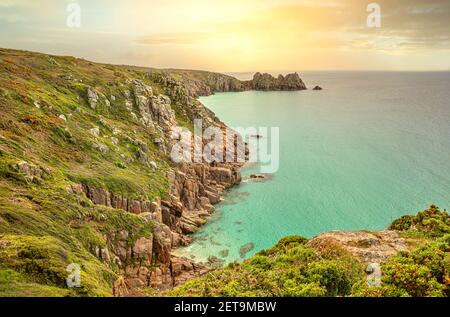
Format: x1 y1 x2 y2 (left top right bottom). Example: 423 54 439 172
177 72 450 263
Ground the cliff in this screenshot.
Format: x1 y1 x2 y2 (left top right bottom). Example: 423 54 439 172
148 69 307 97
0 48 243 296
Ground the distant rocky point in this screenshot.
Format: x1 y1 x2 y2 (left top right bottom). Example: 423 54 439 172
150 69 309 97
251 72 307 91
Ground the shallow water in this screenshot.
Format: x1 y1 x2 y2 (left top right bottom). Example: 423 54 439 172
177 71 450 263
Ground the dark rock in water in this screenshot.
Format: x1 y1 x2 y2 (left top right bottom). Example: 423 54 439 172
219 249 230 258
248 173 273 182
239 242 255 258
313 86 323 90
250 174 265 180
210 237 222 246
207 256 225 268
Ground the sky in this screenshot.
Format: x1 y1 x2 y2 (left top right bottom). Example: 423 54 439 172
0 0 449 72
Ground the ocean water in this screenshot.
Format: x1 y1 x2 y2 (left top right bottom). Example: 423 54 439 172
176 71 450 263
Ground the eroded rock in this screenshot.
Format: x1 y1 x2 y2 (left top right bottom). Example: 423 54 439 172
307 230 409 264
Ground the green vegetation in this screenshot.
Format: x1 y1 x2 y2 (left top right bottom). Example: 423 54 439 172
0 48 184 296
170 206 450 297
389 205 450 238
354 206 450 297
170 236 365 296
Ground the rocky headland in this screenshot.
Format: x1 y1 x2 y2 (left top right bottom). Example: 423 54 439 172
150 69 308 98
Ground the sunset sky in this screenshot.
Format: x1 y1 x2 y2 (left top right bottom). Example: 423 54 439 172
0 0 449 71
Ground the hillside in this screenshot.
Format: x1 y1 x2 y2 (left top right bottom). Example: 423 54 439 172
0 48 243 296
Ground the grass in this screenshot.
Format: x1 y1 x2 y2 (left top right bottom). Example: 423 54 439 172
0 48 187 296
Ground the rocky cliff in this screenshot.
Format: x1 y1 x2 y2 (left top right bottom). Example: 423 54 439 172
149 69 308 97
0 48 245 296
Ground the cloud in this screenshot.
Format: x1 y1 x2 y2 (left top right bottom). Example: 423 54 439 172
0 0 449 70
342 0 450 51
134 0 450 52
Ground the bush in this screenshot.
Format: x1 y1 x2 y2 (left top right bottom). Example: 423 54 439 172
354 234 450 297
390 205 450 238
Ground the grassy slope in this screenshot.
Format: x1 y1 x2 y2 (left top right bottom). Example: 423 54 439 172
170 206 450 297
0 49 193 296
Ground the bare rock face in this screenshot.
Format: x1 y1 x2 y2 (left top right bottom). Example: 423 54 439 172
72 76 245 296
170 256 211 287
251 72 307 91
133 237 153 263
78 159 242 295
131 79 176 131
306 230 409 264
11 161 49 183
87 87 99 109
76 184 154 214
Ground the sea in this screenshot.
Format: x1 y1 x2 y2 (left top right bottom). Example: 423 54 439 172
175 71 450 263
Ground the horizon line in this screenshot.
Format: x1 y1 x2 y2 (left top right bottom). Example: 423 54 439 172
2 47 449 75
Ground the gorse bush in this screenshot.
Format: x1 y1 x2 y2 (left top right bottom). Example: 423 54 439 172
390 205 450 238
353 234 450 297
354 206 450 297
169 236 366 297
172 208 450 298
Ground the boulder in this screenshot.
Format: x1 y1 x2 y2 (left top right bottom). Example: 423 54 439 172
89 127 100 136
11 161 47 183
87 87 99 109
306 230 409 264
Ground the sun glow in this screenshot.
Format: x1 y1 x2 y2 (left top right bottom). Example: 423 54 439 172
0 0 449 71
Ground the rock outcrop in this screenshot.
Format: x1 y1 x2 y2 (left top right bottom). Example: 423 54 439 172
149 70 309 99
251 72 307 91
11 161 49 184
91 159 242 295
131 79 176 131
306 230 409 264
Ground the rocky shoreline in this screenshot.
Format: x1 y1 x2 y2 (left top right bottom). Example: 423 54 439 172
106 70 308 295
70 72 252 295
0 49 312 297
74 162 244 296
1 49 448 298
102 69 310 295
